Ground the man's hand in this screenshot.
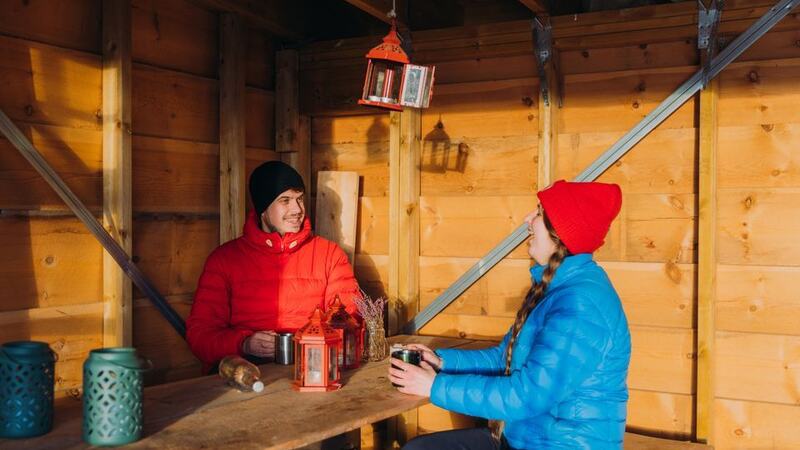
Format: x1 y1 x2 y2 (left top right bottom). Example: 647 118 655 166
242 331 277 358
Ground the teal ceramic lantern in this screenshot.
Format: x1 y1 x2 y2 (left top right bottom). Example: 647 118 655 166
0 341 56 438
82 348 146 446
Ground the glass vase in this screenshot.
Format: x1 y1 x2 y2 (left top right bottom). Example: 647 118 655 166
365 320 388 362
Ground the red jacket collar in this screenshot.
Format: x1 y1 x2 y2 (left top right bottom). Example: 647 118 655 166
242 210 313 254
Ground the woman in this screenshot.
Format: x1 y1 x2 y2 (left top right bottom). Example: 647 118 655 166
389 180 631 450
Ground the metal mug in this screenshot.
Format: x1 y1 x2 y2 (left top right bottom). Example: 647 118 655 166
390 348 421 387
275 333 294 365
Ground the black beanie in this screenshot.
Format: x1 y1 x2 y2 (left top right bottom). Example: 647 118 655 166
249 161 305 216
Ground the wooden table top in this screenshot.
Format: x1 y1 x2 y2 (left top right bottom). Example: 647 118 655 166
0 335 490 450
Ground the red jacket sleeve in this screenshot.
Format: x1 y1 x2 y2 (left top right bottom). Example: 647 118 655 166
323 244 362 320
186 248 254 369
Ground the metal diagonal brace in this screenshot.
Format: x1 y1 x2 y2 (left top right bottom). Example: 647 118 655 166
699 0 724 87
404 0 800 335
533 16 553 106
0 109 187 338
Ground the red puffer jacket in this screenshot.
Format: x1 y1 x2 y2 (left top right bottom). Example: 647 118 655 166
187 211 360 369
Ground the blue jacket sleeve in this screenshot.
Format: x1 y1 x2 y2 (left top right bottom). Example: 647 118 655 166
435 331 510 375
430 294 611 420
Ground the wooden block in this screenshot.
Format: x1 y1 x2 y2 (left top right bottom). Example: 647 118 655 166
559 40 697 76
601 261 695 329
0 0 101 53
717 264 800 336
312 114 389 146
131 0 218 77
132 217 218 299
717 124 800 189
357 196 389 255
714 399 800 449
624 193 696 264
419 195 536 258
132 63 218 143
315 171 360 263
246 28 275 90
245 87 275 150
420 134 537 196
132 135 219 214
0 35 101 130
0 216 102 311
0 124 101 210
419 313 513 340
717 188 800 266
554 127 697 194
312 142 389 197
718 62 800 128
628 326 694 394
422 78 538 141
627 389 693 440
560 68 696 134
716 331 800 405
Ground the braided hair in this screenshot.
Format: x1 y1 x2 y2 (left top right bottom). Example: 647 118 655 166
504 212 570 375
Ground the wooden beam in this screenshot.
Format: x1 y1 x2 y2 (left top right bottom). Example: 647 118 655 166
276 49 299 153
219 13 246 244
102 0 133 348
519 0 548 14
280 115 312 211
696 76 718 445
537 62 557 189
190 0 304 40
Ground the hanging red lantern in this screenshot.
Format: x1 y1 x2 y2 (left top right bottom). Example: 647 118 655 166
358 19 409 111
326 295 363 370
293 307 342 392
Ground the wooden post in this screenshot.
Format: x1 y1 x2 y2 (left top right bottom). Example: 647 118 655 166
388 108 421 447
219 13 246 244
696 77 718 444
102 0 132 347
276 49 299 153
537 63 557 189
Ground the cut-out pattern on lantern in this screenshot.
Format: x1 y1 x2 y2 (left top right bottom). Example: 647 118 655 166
293 308 342 392
326 295 363 370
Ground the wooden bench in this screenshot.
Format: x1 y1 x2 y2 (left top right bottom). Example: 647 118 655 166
625 432 713 449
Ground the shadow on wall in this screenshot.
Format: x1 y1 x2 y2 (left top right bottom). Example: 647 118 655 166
422 117 469 174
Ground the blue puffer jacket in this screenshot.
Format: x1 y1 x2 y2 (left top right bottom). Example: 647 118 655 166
431 254 631 449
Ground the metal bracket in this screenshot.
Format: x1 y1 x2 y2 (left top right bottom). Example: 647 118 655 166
699 0 724 87
533 16 553 106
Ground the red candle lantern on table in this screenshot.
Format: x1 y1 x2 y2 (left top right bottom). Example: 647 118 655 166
326 295 363 370
293 307 342 392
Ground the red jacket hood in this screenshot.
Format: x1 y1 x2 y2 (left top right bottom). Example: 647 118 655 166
242 210 313 254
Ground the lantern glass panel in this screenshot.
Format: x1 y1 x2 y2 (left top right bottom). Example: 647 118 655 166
294 344 303 383
345 334 357 366
306 346 323 386
367 62 402 104
328 346 338 381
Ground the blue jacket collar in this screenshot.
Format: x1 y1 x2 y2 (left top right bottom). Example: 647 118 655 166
530 253 593 288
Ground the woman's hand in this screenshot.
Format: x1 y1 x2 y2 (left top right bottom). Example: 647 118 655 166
388 358 437 397
404 343 442 371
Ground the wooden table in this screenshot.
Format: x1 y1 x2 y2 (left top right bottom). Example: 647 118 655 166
0 335 489 450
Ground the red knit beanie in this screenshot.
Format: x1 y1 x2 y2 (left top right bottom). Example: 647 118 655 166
536 180 622 255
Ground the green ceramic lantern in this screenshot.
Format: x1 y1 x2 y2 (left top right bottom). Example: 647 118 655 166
82 348 146 446
0 341 56 438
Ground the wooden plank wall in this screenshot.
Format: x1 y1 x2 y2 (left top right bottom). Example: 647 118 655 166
300 1 800 447
0 0 279 393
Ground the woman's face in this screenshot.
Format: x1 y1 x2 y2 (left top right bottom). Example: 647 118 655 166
527 205 558 265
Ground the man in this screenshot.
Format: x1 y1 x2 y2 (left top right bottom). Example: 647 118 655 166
187 161 361 372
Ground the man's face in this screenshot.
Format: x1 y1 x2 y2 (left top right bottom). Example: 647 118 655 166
262 189 305 235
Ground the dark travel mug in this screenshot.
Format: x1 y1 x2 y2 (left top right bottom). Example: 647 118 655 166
391 348 421 387
275 333 294 365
